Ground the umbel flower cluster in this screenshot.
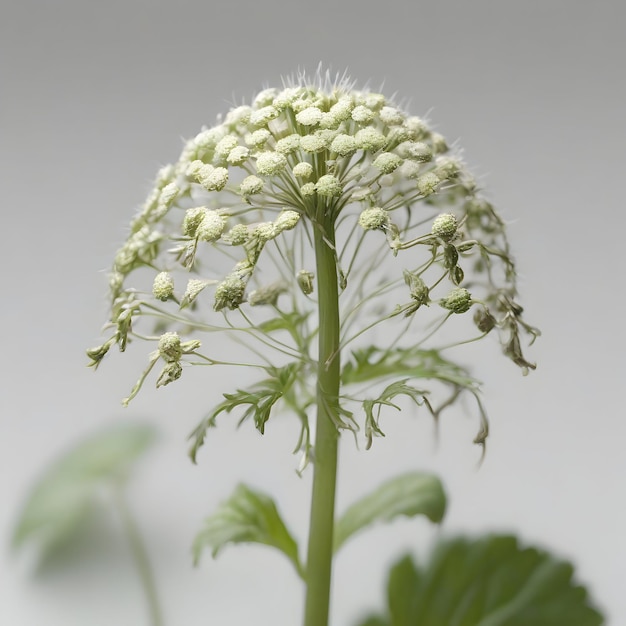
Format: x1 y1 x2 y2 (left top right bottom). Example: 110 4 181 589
89 73 538 463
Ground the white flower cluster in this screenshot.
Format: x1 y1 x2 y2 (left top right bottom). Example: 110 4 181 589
92 73 537 409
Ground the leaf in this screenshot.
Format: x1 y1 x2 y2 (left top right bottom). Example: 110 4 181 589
356 535 604 626
192 483 303 578
343 346 490 449
188 362 301 463
334 473 446 553
342 346 479 389
12 422 156 560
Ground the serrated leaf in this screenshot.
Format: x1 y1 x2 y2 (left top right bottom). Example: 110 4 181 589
342 346 479 389
188 362 300 463
356 535 604 626
192 483 303 578
334 473 446 553
12 422 156 560
344 347 490 449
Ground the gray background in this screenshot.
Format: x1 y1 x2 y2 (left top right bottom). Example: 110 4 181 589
1 0 624 624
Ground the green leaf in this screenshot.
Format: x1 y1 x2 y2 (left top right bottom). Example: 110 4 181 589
342 346 479 389
188 362 301 463
334 473 446 553
343 346 490 448
356 535 604 626
192 483 303 578
12 422 156 560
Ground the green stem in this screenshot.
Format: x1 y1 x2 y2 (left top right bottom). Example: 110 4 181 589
303 213 341 626
115 488 164 626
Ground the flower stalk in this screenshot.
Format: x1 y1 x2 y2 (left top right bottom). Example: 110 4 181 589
304 213 341 626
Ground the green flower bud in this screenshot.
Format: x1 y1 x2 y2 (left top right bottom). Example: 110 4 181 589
355 127 386 151
417 172 441 196
432 213 458 241
214 135 239 161
214 274 247 311
249 105 280 126
296 106 323 126
292 162 313 178
297 270 315 295
330 134 357 157
358 207 388 230
256 151 288 176
182 207 206 237
431 132 448 154
379 106 405 126
372 152 403 174
351 105 375 124
198 166 229 192
248 281 288 306
240 175 264 197
158 332 183 362
197 210 226 242
245 129 271 148
439 287 472 314
152 271 175 301
397 141 432 162
226 145 250 166
224 223 249 245
300 182 316 197
275 210 301 232
300 133 328 153
156 361 182 388
181 279 211 307
315 175 342 197
275 134 301 155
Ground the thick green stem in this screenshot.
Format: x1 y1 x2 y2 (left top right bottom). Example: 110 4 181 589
303 213 341 626
115 489 164 626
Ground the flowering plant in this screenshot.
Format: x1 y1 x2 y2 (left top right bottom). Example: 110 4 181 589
87 71 544 625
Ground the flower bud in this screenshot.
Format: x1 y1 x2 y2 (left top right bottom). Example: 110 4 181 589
245 129 271 148
158 332 183 362
256 151 288 176
240 175 264 197
355 128 386 151
292 162 313 179
197 210 226 242
432 213 458 241
275 210 301 232
275 134 301 155
248 281 288 306
315 175 342 197
224 223 249 246
417 172 441 196
439 288 472 314
358 207 388 230
152 272 175 301
214 274 247 311
297 270 314 295
156 361 183 388
181 279 211 307
296 106 323 126
227 145 250 166
351 105 375 124
372 152 402 174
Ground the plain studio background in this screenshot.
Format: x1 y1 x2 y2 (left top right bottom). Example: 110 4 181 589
1 1 624 624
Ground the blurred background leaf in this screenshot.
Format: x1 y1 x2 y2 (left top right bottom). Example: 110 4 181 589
356 534 604 626
12 422 157 562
